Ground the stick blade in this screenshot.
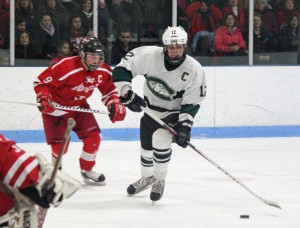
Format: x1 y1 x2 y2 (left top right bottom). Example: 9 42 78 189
262 198 282 209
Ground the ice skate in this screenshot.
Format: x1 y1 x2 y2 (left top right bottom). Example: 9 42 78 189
150 179 165 202
81 169 105 185
127 175 156 195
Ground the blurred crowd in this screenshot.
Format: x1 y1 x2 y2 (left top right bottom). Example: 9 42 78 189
179 0 299 58
0 0 299 66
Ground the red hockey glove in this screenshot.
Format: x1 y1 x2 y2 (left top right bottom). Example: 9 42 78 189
108 101 126 123
37 92 55 113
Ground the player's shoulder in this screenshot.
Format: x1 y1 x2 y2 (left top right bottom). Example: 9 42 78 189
50 56 81 73
51 56 79 68
97 63 113 75
133 46 163 56
185 54 203 68
181 55 205 79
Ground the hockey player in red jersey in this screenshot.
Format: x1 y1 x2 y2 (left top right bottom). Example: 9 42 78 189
33 36 126 184
0 134 80 227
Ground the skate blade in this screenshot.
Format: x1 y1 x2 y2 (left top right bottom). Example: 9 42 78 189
83 178 106 186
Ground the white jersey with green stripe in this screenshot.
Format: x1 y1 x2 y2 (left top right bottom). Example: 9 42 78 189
114 46 207 122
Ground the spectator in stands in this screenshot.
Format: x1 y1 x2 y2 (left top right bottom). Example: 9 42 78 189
252 12 277 53
254 0 278 35
15 31 41 59
0 49 9 65
33 13 59 59
37 0 70 35
222 0 246 34
15 0 37 33
50 40 71 65
278 15 299 52
214 13 247 56
80 0 93 35
276 0 300 29
111 28 136 65
98 0 110 44
185 0 223 55
15 16 27 38
63 14 84 56
186 0 223 55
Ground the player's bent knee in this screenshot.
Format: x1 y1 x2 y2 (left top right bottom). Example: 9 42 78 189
82 131 100 152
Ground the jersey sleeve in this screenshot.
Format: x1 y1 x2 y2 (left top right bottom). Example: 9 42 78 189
180 61 207 123
0 135 39 189
98 64 120 106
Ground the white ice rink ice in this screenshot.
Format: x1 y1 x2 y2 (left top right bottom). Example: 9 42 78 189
20 137 300 228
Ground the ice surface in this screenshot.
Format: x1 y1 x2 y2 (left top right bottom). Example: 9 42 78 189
19 137 300 228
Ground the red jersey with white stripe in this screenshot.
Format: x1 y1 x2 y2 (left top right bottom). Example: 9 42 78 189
0 134 39 189
33 56 119 107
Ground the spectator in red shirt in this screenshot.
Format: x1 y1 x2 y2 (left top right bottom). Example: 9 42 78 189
214 13 247 56
185 0 223 54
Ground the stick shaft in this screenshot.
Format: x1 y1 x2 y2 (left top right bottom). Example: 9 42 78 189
141 107 281 209
38 118 76 228
0 99 108 114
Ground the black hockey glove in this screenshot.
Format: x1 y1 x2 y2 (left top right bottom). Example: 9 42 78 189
119 90 146 112
174 120 193 148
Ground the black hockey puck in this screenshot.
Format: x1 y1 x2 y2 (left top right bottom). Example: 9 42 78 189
240 215 250 219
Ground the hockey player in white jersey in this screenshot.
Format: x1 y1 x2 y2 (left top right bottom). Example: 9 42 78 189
112 26 207 201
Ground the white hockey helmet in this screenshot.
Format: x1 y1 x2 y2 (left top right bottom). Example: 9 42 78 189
162 26 188 46
162 26 187 66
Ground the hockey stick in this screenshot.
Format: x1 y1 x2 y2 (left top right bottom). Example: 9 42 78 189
38 118 76 228
141 107 282 210
0 99 109 114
